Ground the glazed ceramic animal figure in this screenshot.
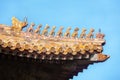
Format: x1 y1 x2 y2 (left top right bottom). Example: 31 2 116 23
72 27 79 38
64 27 71 37
34 24 42 34
26 23 35 33
49 26 56 36
80 28 86 38
11 17 19 31
42 24 50 36
57 26 64 37
11 17 27 32
86 28 94 38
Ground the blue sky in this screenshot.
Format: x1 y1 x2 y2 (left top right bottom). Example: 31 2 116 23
0 0 120 80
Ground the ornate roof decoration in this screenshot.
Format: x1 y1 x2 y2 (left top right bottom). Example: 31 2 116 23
0 17 109 61
0 17 110 80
